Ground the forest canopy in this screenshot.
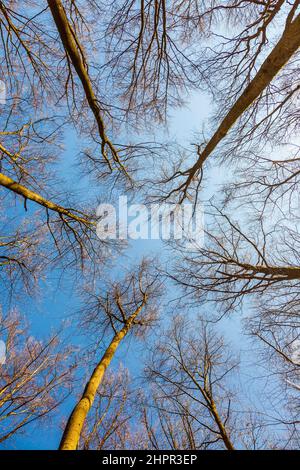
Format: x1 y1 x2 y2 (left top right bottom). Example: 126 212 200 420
0 0 300 452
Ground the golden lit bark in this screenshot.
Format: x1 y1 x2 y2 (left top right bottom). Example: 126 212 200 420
59 300 146 450
0 171 91 225
226 261 300 280
185 11 300 185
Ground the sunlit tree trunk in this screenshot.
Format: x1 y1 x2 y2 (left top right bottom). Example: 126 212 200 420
184 11 300 185
0 171 91 225
59 299 146 450
47 0 125 172
209 400 234 451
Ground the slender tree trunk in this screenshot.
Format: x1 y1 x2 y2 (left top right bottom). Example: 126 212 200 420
59 301 145 450
47 0 123 170
209 400 234 451
186 10 300 181
0 172 91 225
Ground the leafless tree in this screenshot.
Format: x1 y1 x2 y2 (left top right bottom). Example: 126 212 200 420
0 309 75 445
143 313 300 450
1 0 300 452
145 315 237 450
99 0 206 123
166 205 300 446
170 205 300 319
59 259 162 450
0 110 121 286
154 1 300 203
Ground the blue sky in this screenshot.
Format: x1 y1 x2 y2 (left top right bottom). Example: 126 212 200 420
1 79 278 450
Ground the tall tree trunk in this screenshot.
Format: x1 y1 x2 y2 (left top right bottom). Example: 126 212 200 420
182 358 235 450
224 261 300 280
185 10 300 184
47 0 124 172
59 301 145 450
209 400 234 451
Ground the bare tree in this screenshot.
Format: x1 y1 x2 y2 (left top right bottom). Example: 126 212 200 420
156 1 300 203
167 204 300 446
145 315 236 450
47 0 129 175
0 1 63 102
59 259 162 450
221 143 300 224
0 309 75 445
0 216 47 298
2 0 300 452
78 313 299 450
100 0 206 123
0 112 120 281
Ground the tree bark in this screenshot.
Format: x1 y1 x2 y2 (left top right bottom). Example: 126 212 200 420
59 301 145 450
186 11 300 182
47 0 123 171
209 400 234 451
225 261 300 280
0 171 91 225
